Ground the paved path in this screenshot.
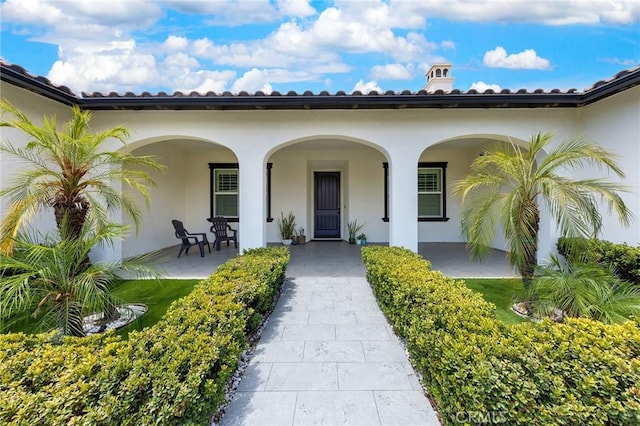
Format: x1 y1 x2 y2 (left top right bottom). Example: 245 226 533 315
219 242 440 426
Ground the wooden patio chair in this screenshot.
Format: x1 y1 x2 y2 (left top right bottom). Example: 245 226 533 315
171 219 211 257
208 216 238 251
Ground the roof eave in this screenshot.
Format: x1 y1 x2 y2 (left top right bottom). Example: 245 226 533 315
581 70 640 105
76 93 583 111
2 62 638 111
0 65 78 106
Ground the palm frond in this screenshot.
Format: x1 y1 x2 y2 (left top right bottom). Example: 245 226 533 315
1 102 164 254
455 131 631 289
534 255 640 323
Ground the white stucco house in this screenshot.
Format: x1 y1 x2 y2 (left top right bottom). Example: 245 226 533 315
1 61 639 263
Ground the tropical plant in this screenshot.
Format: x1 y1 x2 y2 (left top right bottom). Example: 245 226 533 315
533 254 640 324
454 132 632 291
0 218 160 337
0 101 164 254
346 219 364 243
276 211 296 239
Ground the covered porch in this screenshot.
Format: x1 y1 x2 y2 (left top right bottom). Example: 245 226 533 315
146 242 518 280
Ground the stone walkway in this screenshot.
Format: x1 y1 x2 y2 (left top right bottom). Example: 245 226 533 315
219 242 440 426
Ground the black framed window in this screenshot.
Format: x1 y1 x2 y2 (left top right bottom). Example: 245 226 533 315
418 162 449 222
209 163 239 222
209 162 273 223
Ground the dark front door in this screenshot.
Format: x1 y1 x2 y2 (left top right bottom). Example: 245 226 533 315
314 172 341 238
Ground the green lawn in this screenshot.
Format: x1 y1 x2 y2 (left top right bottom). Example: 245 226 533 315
462 278 527 324
2 279 200 336
110 279 200 336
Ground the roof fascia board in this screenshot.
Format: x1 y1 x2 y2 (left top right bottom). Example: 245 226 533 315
79 93 582 110
581 71 640 105
1 66 79 106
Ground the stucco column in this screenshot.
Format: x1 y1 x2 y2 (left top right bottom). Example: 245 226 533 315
388 150 419 252
236 149 267 251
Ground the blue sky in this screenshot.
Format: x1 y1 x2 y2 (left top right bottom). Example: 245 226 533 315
1 0 638 95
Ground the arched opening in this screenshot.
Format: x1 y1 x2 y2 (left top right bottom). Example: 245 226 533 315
121 137 238 257
266 136 389 244
418 135 529 250
416 134 552 269
436 68 442 77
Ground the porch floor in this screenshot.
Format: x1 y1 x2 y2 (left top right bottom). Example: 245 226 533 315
146 242 517 280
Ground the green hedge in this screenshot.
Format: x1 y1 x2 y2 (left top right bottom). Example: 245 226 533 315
558 237 640 285
362 246 640 425
0 247 289 425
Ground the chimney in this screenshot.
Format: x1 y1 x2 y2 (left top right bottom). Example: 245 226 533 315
425 63 454 93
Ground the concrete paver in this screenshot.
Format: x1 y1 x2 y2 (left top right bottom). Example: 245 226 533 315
219 242 441 426
294 391 381 426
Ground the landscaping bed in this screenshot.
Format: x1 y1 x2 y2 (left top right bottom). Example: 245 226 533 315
462 278 526 324
0 247 289 425
362 246 640 425
2 279 201 336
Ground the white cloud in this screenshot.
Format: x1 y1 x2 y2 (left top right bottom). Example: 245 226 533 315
353 80 383 93
385 0 639 25
48 40 158 92
230 68 316 93
308 7 432 61
163 52 199 69
163 35 189 52
276 0 316 17
180 70 237 94
370 64 412 80
165 0 277 25
441 40 456 50
470 81 502 92
484 46 551 70
0 0 161 39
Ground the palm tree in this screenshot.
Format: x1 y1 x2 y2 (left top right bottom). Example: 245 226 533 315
0 101 164 254
454 132 632 291
534 255 640 324
0 218 160 337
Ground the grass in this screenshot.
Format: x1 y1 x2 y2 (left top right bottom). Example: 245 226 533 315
110 279 200 336
462 278 527 324
1 279 200 336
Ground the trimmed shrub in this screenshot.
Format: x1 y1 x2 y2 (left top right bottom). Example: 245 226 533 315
558 237 640 285
0 247 290 425
362 245 640 425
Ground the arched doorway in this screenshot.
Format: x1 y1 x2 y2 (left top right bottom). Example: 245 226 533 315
266 137 389 244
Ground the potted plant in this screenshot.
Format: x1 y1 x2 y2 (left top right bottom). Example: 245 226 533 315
346 220 364 244
357 233 367 246
296 227 306 245
277 211 296 246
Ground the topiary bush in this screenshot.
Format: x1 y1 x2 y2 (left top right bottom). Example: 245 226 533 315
362 245 640 425
0 247 290 425
558 237 640 285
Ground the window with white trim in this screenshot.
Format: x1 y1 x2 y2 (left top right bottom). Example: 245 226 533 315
214 168 238 217
209 163 239 220
418 162 448 221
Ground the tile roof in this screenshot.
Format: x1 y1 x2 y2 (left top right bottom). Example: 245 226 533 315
1 60 639 111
